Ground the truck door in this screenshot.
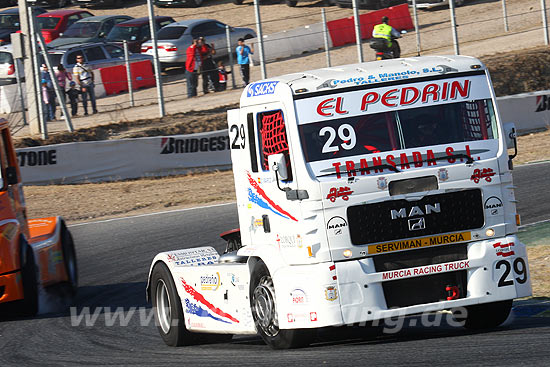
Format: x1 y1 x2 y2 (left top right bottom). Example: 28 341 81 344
229 104 303 253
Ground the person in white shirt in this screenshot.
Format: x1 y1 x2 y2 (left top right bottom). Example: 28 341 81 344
72 54 97 115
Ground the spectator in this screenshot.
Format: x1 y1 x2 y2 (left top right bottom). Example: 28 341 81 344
217 60 230 91
55 64 72 90
66 81 80 117
73 54 97 115
40 64 56 121
199 37 219 94
236 38 253 86
185 38 203 98
41 79 51 122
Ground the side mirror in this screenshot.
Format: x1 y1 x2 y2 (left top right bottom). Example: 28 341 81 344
400 30 407 35
6 166 18 185
503 122 518 163
268 153 288 181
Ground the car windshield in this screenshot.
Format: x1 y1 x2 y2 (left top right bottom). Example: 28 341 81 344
0 15 20 29
40 53 64 67
107 25 147 41
37 17 61 30
299 100 498 164
157 26 186 40
0 51 13 64
62 22 100 38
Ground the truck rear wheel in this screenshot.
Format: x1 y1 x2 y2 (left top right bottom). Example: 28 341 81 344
61 224 78 295
250 261 315 349
151 262 192 346
454 300 513 330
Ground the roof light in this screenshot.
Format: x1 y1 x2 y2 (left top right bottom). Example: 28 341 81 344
470 64 481 69
295 88 308 93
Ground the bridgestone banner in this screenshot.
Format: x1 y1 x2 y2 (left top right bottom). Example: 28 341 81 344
16 130 231 185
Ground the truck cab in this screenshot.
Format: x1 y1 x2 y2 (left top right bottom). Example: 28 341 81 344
148 56 531 349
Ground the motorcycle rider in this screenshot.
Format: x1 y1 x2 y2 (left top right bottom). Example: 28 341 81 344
372 16 402 58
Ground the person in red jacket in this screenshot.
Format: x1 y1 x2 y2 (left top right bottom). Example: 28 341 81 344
185 38 206 98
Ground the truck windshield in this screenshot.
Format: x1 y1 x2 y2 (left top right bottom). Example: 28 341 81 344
299 99 498 163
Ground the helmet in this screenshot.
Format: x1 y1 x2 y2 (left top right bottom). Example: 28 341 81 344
382 16 389 24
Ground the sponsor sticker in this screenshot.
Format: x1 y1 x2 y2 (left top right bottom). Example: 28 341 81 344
326 186 353 202
325 286 338 301
291 289 307 304
368 232 471 254
247 81 279 97
470 168 496 183
380 260 470 281
200 272 221 291
494 241 515 257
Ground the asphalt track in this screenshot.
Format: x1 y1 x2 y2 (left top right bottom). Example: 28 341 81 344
1 162 549 366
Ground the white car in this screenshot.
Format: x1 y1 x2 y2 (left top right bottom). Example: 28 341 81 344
408 0 467 9
140 18 256 67
0 44 23 85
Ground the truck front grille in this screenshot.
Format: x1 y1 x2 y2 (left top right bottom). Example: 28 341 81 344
347 189 483 245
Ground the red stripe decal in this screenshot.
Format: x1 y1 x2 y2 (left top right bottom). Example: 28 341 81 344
247 171 298 221
498 251 515 257
181 278 239 323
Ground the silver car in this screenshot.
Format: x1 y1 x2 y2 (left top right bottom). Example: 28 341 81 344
0 44 23 85
140 19 256 66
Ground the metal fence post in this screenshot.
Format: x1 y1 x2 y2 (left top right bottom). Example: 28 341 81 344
28 6 46 138
542 0 549 45
253 0 267 79
352 0 363 63
36 32 73 133
412 0 421 55
123 40 135 107
502 0 509 32
449 0 460 55
13 58 27 126
225 25 236 89
146 0 165 117
322 8 331 67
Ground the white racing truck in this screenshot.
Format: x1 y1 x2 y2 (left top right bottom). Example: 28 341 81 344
147 56 531 349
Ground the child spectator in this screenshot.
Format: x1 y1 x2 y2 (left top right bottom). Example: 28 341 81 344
217 60 230 91
66 81 80 117
41 79 51 122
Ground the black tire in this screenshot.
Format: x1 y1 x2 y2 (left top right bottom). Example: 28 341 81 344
285 0 298 6
453 300 513 330
21 246 39 316
61 224 78 295
233 0 244 4
250 261 315 349
151 262 192 347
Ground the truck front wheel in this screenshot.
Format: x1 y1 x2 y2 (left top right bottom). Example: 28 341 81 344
21 246 39 316
151 262 192 346
453 300 513 330
61 224 78 295
250 261 315 349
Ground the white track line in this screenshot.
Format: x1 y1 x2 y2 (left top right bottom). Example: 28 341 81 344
69 201 236 227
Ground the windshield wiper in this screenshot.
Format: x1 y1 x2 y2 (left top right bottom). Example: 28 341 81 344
318 163 400 178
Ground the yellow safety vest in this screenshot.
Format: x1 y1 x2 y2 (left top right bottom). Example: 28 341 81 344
373 23 393 47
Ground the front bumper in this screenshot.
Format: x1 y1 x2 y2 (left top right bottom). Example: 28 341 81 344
335 235 531 324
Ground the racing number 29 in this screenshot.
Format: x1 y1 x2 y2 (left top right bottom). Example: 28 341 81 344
496 258 528 287
230 124 246 149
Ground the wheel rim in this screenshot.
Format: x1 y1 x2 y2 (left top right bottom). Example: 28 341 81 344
252 275 279 337
155 279 172 334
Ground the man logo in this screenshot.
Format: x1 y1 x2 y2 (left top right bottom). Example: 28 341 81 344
391 203 441 220
408 217 426 231
327 216 348 236
484 196 503 216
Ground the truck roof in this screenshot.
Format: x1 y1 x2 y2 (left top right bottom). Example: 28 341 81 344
260 55 486 96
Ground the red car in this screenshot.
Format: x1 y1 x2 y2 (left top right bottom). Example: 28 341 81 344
36 9 94 43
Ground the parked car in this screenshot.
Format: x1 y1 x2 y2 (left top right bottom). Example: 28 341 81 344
47 14 132 48
407 0 466 9
154 0 205 7
0 6 47 44
26 0 72 8
141 19 256 67
36 9 93 43
73 0 133 8
43 42 153 71
106 16 174 54
0 44 23 85
0 1 17 8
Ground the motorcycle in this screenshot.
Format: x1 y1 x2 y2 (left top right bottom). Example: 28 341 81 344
369 36 401 60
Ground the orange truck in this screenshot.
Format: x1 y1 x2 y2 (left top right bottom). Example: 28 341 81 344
0 118 77 316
